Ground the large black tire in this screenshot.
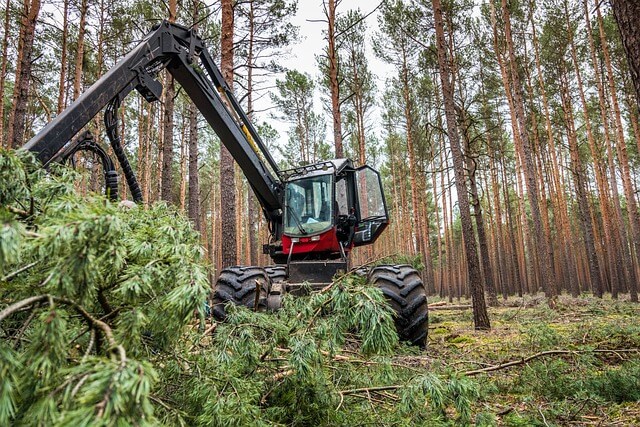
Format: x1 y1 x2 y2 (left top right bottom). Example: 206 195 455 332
368 264 429 347
212 266 270 320
353 265 371 277
265 265 287 283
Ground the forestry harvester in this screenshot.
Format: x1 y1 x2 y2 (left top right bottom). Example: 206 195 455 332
21 21 429 346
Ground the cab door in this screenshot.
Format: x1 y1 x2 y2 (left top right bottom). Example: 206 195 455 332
353 165 389 246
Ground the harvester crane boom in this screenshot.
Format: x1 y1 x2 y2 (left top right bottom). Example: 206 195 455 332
22 21 282 221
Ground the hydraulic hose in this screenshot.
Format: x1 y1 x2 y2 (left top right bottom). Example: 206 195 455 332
105 98 143 203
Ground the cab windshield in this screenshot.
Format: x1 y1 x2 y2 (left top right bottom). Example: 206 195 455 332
284 174 333 236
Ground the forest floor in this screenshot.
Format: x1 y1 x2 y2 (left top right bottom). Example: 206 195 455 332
414 294 640 426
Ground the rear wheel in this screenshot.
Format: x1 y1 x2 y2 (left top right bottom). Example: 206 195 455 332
212 266 270 320
368 264 429 347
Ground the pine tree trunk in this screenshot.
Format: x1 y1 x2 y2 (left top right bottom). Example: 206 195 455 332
220 0 237 268
56 0 69 114
489 154 507 299
179 110 187 211
400 47 423 258
246 0 258 265
73 0 87 100
6 0 40 148
326 0 343 157
143 103 154 205
161 0 178 204
433 0 489 329
440 144 453 302
235 167 244 263
611 0 640 105
187 101 200 231
431 153 443 296
0 0 11 146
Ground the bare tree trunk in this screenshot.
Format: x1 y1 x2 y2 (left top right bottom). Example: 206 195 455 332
56 0 69 114
611 0 640 105
186 0 201 232
72 0 88 100
179 110 188 211
488 154 507 299
325 0 343 157
235 166 244 264
161 0 178 204
433 0 489 329
187 101 200 231
400 47 424 259
440 146 454 302
6 0 40 148
0 0 11 146
246 0 258 265
431 152 443 296
220 0 237 267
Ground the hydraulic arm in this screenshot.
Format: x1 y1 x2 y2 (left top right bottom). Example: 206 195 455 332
22 21 283 224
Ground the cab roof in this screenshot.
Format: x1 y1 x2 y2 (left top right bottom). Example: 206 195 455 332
280 159 354 181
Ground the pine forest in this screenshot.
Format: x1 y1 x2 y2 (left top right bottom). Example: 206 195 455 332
2 0 640 425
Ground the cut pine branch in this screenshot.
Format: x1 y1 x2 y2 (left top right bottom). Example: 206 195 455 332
464 348 640 376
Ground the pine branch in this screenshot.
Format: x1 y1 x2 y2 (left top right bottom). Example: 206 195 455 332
0 294 127 364
5 205 30 218
1 261 39 282
463 348 640 376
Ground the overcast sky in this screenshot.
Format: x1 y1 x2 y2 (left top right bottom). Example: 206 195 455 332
262 0 394 150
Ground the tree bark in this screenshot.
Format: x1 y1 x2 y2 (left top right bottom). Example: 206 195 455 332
432 0 490 330
187 101 200 231
161 0 178 204
72 0 87 100
399 46 424 260
179 110 187 211
220 0 237 268
6 0 40 148
56 0 69 114
246 0 258 265
0 0 11 146
611 0 640 106
325 0 343 157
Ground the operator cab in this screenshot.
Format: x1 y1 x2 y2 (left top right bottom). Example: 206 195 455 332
281 159 389 260
284 173 334 236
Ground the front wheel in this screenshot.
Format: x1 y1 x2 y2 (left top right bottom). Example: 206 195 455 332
368 264 429 347
212 266 270 320
265 265 287 283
